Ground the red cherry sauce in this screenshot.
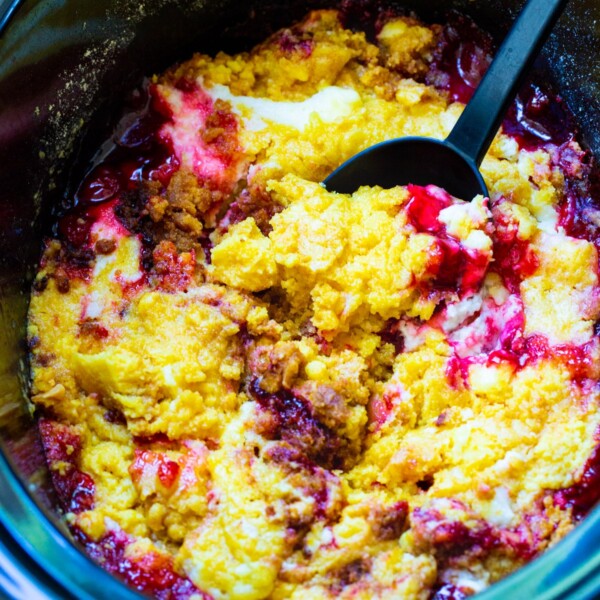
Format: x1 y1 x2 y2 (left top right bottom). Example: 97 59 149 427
554 431 600 520
3 428 60 509
558 155 600 337
379 318 406 354
59 199 124 248
75 81 179 207
405 184 490 294
53 212 98 280
79 321 110 340
426 12 493 104
426 12 574 153
130 448 181 491
497 527 537 562
489 198 539 294
129 438 211 500
53 198 132 281
445 296 596 385
38 418 95 514
374 501 410 539
559 162 600 274
412 504 497 558
53 81 178 277
503 83 575 151
414 500 558 583
524 336 597 380
114 271 149 302
73 528 209 600
249 378 342 470
444 355 471 390
413 7 600 346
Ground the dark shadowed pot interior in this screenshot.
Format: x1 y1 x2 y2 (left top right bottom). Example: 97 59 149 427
0 0 599 598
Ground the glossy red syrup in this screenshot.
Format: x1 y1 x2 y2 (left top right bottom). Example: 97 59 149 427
426 12 493 104
58 199 120 249
75 82 178 207
446 298 596 385
445 354 471 390
377 501 409 538
115 271 149 301
80 322 110 339
503 83 574 151
530 337 596 380
405 184 452 234
74 528 209 600
427 13 574 152
427 10 600 276
559 168 600 271
38 418 95 514
489 200 539 293
54 82 179 274
405 185 490 294
56 75 245 277
554 434 600 520
413 502 549 584
58 204 103 249
497 525 538 561
492 323 596 380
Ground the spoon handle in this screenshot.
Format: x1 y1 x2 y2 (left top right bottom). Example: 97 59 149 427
445 0 569 167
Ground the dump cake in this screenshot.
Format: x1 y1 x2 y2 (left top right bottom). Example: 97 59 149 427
28 6 600 600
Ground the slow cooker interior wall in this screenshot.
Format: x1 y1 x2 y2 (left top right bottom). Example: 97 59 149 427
0 0 598 587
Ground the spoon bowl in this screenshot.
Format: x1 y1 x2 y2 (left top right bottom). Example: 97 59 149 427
324 0 568 199
324 137 488 199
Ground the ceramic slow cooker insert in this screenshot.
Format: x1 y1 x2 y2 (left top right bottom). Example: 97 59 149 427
1 0 600 598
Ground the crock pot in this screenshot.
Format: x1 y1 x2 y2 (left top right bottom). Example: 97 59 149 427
0 0 599 598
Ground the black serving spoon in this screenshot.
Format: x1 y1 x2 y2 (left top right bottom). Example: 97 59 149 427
324 0 569 199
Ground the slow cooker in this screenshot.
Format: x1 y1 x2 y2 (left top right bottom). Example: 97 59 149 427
0 0 600 598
